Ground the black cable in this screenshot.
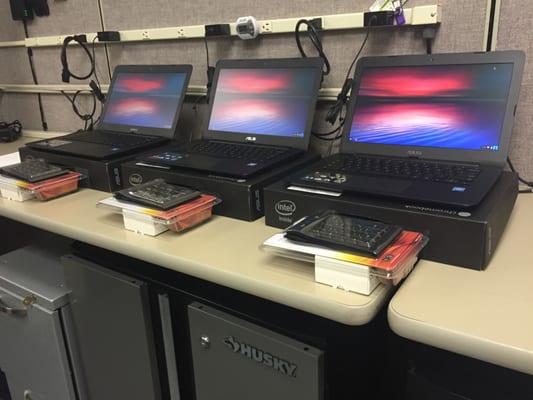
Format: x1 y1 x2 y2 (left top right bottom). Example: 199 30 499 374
203 37 215 102
89 36 105 104
0 120 22 134
60 35 95 82
507 157 533 192
295 19 331 77
60 90 97 130
325 16 374 126
422 27 436 55
22 19 48 131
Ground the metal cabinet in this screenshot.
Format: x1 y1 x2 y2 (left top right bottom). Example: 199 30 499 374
0 245 81 400
188 302 324 400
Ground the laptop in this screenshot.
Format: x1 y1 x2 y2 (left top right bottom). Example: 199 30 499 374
26 64 192 159
136 57 324 178
289 50 525 208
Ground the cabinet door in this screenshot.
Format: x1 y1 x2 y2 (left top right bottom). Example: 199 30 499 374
62 254 162 400
188 302 324 400
0 287 76 400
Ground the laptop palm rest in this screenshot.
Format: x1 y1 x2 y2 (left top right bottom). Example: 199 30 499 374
302 173 411 194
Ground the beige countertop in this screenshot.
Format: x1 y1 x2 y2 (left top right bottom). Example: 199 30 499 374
3 138 533 374
0 184 392 326
388 193 533 375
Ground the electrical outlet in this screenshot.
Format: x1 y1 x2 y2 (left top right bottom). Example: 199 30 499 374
141 30 150 40
177 28 186 38
261 21 273 33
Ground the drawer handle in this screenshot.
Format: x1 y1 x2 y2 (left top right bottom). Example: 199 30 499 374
0 295 29 316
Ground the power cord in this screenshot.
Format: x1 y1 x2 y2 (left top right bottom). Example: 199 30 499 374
294 18 331 78
507 157 533 193
325 14 375 126
60 90 97 131
22 19 48 131
0 120 22 142
423 27 437 55
203 37 215 103
60 34 95 83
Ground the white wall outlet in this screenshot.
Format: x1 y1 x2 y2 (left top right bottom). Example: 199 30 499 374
141 31 150 40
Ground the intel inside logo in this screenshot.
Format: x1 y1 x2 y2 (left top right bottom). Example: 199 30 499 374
275 200 296 216
128 173 143 186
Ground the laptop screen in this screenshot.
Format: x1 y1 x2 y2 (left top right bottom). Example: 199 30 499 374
204 57 324 149
341 51 524 166
348 63 514 151
99 65 192 138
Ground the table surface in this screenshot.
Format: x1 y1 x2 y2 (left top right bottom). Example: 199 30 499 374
389 193 533 375
3 137 533 375
0 138 391 326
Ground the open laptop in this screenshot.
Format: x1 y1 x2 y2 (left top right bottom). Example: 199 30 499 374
26 64 192 159
136 57 324 178
289 50 525 208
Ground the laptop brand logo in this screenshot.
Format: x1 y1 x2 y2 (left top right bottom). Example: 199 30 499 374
245 136 257 142
128 173 143 186
407 150 422 156
223 336 298 377
275 200 296 216
129 128 139 133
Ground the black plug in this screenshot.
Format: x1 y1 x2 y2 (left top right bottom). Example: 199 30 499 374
205 24 231 37
97 31 121 42
90 80 106 103
423 27 437 54
9 0 33 20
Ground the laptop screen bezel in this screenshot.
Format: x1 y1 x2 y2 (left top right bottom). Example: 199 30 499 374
202 57 324 150
339 51 525 166
96 64 192 139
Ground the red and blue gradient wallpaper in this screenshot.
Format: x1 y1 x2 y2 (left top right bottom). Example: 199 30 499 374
208 68 318 138
349 63 514 151
102 72 187 129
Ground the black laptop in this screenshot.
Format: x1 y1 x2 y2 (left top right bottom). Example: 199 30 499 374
289 50 525 208
136 57 324 178
26 64 192 159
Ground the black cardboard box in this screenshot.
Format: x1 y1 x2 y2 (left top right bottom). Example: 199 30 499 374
121 153 319 221
264 171 518 270
18 146 134 192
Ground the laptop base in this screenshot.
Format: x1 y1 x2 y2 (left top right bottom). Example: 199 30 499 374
264 171 518 270
121 153 320 221
18 145 155 192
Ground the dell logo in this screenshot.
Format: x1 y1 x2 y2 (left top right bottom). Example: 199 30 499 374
275 200 296 216
245 136 257 142
407 150 422 156
128 173 143 186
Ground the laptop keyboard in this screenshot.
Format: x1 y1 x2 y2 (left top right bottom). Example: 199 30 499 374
188 141 287 161
66 130 158 147
321 154 481 185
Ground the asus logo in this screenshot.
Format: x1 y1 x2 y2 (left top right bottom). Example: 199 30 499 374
407 150 422 156
129 128 139 133
245 136 257 142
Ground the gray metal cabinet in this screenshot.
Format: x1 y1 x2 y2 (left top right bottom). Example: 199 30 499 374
188 302 324 400
0 245 80 400
62 254 162 400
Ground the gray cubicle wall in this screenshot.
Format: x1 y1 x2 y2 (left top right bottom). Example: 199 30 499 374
495 0 533 182
0 0 531 180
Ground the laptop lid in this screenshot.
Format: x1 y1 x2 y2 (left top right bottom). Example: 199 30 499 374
97 64 193 139
202 57 324 150
339 50 525 166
